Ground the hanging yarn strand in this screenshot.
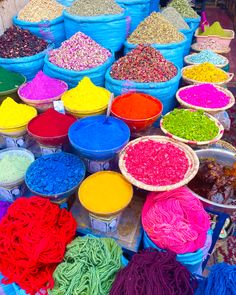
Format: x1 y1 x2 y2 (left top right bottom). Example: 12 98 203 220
110 248 197 295
0 197 76 295
48 236 123 295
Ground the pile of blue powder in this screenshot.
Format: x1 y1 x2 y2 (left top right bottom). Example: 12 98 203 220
68 115 130 151
185 50 227 66
26 152 85 195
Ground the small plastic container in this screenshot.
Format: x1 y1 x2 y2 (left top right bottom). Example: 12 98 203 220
143 230 213 275
0 148 34 202
0 74 26 104
79 171 133 233
195 28 235 47
18 80 68 112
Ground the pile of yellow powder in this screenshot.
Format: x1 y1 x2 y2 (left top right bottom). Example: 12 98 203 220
0 97 37 129
62 77 110 112
183 62 229 83
18 0 64 22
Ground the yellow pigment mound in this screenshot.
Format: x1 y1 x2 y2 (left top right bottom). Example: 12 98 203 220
79 171 133 215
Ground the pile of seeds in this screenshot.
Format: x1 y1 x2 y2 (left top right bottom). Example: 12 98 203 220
0 26 47 58
168 0 199 18
162 109 220 142
68 0 123 16
128 12 184 45
49 32 112 71
110 45 177 83
18 0 64 22
162 7 189 30
185 50 227 66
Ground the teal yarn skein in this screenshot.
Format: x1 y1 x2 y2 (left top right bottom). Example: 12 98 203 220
48 236 123 295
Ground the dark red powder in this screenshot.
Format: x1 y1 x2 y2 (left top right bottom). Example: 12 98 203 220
28 109 76 137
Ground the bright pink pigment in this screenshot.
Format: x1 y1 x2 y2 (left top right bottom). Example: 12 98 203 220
124 140 189 186
179 84 231 109
19 71 67 100
142 187 210 254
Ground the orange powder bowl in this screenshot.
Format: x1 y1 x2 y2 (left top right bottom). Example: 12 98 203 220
111 93 163 132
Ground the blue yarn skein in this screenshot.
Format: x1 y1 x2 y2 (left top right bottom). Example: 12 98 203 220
26 152 85 195
195 263 236 295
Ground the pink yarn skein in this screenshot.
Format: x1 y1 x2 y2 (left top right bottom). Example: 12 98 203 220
142 187 210 254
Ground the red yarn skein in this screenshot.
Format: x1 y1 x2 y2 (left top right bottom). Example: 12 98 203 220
0 197 76 294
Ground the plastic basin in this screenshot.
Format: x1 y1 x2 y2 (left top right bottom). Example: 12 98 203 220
195 28 235 48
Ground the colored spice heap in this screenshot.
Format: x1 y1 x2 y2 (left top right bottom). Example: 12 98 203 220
168 0 199 18
110 249 196 295
161 7 190 30
123 139 189 186
178 84 231 109
192 39 229 51
79 171 133 214
185 50 227 66
183 63 228 83
68 0 123 16
49 32 111 71
19 71 67 100
162 109 220 141
188 159 236 206
48 236 123 295
26 152 85 195
0 26 47 58
0 196 76 294
110 45 177 83
128 12 184 44
28 109 76 137
0 97 37 129
142 187 210 254
0 151 33 183
111 93 162 119
18 0 64 22
62 77 110 112
200 21 228 37
69 115 130 152
0 67 25 92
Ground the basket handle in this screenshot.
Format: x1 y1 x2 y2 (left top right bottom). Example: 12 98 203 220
228 73 234 81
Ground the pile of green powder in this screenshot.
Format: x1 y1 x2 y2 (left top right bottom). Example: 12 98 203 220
0 67 25 92
0 153 33 183
168 0 199 18
200 22 228 37
162 7 189 30
162 109 220 142
128 12 184 44
68 0 123 16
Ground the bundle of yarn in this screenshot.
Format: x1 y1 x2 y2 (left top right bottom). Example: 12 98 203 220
142 187 210 254
48 236 123 295
0 197 76 294
110 248 197 295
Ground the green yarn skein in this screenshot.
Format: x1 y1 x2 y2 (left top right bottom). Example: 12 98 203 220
48 236 123 295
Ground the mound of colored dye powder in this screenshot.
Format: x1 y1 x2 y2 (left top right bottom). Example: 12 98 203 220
0 67 25 92
200 21 228 37
28 109 76 137
26 152 85 195
19 71 68 100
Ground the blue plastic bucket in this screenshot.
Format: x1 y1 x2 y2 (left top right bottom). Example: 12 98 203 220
105 67 181 116
180 22 196 56
143 230 213 275
183 16 201 34
149 0 160 12
0 273 27 295
124 35 187 68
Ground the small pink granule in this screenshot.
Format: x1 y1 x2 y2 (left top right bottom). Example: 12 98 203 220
179 84 231 109
124 140 189 186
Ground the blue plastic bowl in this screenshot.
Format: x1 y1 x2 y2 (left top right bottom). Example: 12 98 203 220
69 115 130 161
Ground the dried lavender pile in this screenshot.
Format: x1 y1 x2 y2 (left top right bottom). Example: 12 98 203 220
128 12 184 45
110 45 177 83
0 26 48 58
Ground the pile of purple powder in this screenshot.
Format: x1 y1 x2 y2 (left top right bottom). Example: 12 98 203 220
48 32 112 71
178 84 231 109
19 71 68 100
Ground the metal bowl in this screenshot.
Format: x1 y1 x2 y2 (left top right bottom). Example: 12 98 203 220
188 148 236 214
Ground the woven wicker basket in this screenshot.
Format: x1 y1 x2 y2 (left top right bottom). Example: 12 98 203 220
184 53 229 69
160 109 224 146
176 85 235 114
210 140 236 153
191 43 231 54
181 65 234 86
119 135 199 192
